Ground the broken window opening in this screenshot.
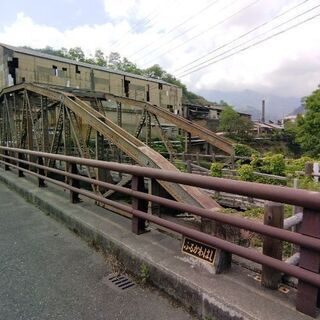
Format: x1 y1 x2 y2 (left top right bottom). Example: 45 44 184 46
124 79 130 98
76 65 81 74
7 57 19 85
146 84 150 102
52 65 58 77
158 83 163 90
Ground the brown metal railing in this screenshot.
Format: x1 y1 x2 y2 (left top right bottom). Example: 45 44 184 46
0 146 319 317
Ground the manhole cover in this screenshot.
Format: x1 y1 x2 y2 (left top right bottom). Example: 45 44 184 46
103 273 135 291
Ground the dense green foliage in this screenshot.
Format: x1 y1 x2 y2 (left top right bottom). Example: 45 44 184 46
234 144 258 157
218 107 253 142
210 162 224 177
296 88 320 157
252 153 285 176
237 164 255 181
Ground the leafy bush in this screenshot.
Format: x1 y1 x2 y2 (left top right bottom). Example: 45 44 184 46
210 162 224 177
285 156 314 176
298 177 320 192
237 164 255 181
258 153 285 176
235 144 259 157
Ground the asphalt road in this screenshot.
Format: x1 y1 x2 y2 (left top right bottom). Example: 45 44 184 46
0 183 194 320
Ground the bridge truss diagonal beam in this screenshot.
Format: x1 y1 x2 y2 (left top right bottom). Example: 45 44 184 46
0 83 220 211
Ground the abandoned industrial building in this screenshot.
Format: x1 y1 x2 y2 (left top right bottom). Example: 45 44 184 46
0 43 182 112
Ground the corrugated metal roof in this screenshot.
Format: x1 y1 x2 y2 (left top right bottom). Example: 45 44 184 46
0 43 175 86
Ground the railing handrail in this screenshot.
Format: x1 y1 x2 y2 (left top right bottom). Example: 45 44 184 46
1 150 319 252
2 145 320 317
1 146 320 210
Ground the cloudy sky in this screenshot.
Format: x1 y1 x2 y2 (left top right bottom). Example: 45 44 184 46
0 0 319 99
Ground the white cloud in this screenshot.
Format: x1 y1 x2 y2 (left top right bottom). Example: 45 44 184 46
0 0 320 99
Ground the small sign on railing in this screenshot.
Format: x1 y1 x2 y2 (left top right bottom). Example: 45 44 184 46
181 237 216 264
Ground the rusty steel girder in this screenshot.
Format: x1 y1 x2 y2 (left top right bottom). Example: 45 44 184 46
0 83 220 210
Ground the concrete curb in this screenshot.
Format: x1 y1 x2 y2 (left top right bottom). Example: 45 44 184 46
0 170 310 320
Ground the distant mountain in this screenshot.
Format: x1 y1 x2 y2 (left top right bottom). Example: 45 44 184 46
235 105 261 120
290 105 305 115
198 89 301 121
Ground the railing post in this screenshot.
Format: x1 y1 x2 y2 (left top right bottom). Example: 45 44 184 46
262 201 284 289
296 208 320 318
313 162 319 183
131 175 147 235
305 162 313 178
230 153 235 170
69 163 80 203
37 157 46 188
202 218 232 274
292 178 302 254
17 152 24 177
4 150 10 171
196 152 200 165
186 160 192 173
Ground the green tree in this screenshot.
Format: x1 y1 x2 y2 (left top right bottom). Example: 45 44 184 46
108 52 121 69
218 107 253 141
219 107 239 132
144 64 165 78
296 88 320 157
94 49 107 66
68 47 86 62
119 58 143 75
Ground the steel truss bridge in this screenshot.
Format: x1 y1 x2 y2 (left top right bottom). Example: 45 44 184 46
0 83 234 211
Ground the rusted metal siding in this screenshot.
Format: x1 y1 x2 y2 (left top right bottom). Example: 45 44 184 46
0 44 182 110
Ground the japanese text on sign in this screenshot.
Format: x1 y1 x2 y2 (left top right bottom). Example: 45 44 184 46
181 237 216 264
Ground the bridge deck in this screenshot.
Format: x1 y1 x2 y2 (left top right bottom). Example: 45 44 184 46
0 169 313 320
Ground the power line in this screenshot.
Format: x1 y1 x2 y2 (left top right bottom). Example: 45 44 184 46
108 7 161 53
177 10 320 79
165 0 312 74
144 4 320 93
176 2 320 77
128 0 220 60
136 0 237 64
140 0 262 67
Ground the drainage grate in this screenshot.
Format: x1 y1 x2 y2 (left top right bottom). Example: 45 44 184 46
103 273 135 291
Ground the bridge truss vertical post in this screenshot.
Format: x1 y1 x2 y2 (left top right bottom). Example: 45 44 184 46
116 102 122 128
63 106 71 183
146 112 151 146
41 96 49 153
25 91 34 168
96 122 112 192
116 102 123 167
296 208 320 317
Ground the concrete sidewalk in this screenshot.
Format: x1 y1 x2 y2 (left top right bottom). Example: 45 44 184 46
0 168 316 320
0 182 195 320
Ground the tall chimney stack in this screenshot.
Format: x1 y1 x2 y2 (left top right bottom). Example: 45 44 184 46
261 100 265 123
